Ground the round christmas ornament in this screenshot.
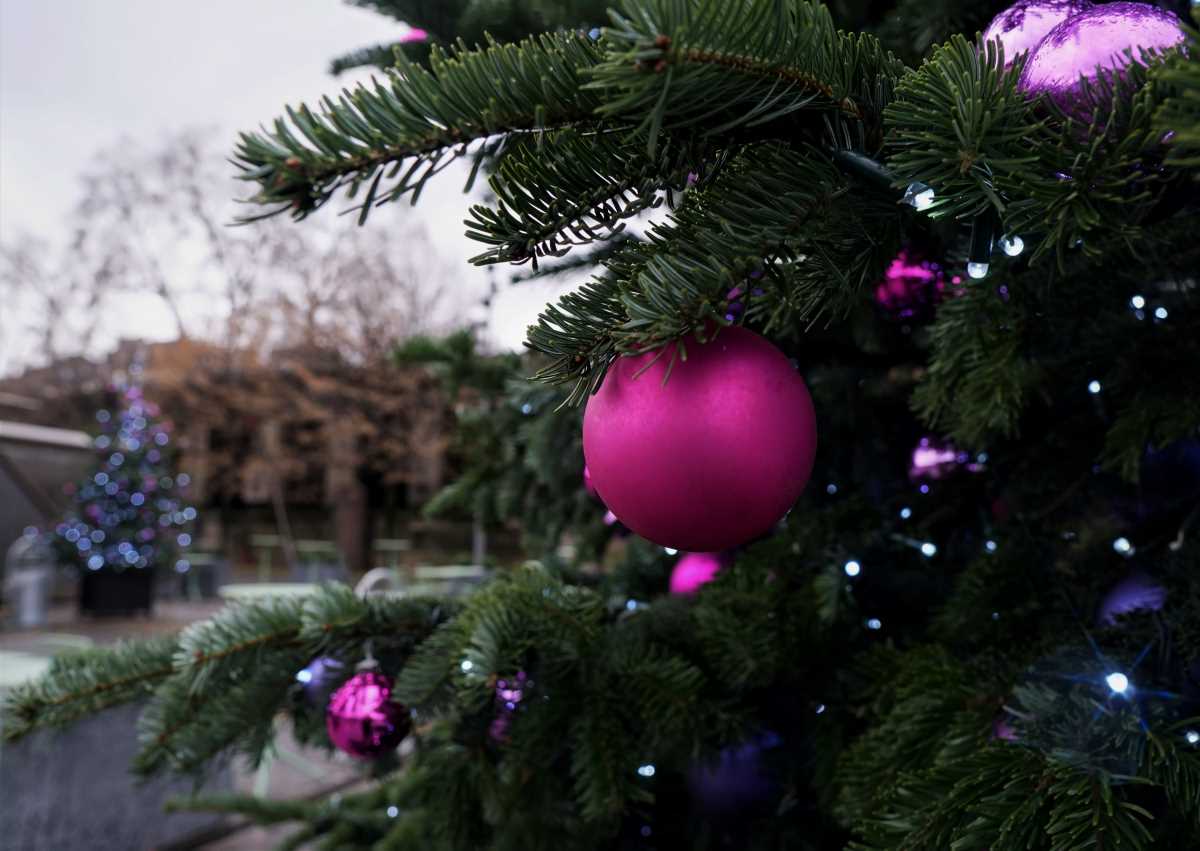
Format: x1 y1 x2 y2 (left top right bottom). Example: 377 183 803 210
669 552 727 595
1018 3 1184 118
874 250 963 322
982 0 1091 65
687 732 782 818
908 436 983 482
1097 571 1166 627
488 670 530 743
992 716 1019 742
583 327 817 552
326 670 410 759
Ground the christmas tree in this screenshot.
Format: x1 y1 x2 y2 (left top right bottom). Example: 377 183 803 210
47 381 197 613
7 1 1200 848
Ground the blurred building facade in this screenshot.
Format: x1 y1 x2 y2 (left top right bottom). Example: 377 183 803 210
0 339 455 574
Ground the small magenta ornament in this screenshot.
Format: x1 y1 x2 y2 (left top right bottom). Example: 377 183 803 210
326 669 410 758
874 249 963 321
669 552 727 595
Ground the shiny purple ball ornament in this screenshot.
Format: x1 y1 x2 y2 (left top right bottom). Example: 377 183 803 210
326 670 411 759
982 0 1091 66
1018 3 1184 118
1097 571 1166 627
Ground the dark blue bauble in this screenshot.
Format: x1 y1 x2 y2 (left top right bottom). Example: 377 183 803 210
686 732 781 818
1112 439 1200 525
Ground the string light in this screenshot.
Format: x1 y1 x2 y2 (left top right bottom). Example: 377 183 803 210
920 542 938 558
1105 672 1130 695
901 182 935 211
1154 307 1168 320
899 506 912 519
1112 537 1134 556
966 262 989 280
637 764 656 777
1087 380 1102 395
985 540 998 553
844 560 861 577
386 806 400 818
815 704 826 714
1130 295 1145 309
999 234 1025 257
826 483 839 495
1186 730 1200 746
866 618 883 630
460 660 474 672
664 547 678 556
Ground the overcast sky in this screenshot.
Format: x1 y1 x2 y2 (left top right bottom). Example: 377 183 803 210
0 0 567 374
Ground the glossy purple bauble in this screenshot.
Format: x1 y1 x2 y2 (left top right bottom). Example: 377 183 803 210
1019 3 1184 116
982 0 1091 66
1097 571 1166 627
669 552 726 595
326 671 410 759
583 328 817 552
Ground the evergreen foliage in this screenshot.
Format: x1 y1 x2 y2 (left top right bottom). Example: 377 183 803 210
329 0 612 75
7 1 1200 849
396 332 612 559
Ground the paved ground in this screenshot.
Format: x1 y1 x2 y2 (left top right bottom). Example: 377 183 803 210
1 599 362 850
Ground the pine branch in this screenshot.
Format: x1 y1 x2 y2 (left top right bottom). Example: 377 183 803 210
1153 30 1200 168
1 636 178 741
135 587 453 776
508 233 638 283
464 129 700 266
910 278 1039 448
884 36 1038 222
526 141 900 399
527 273 626 405
233 32 607 221
886 34 1190 266
592 0 903 156
330 39 435 75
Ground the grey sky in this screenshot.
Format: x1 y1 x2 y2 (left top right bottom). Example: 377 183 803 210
0 0 563 372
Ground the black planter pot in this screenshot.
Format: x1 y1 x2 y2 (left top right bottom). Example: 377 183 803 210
80 567 155 616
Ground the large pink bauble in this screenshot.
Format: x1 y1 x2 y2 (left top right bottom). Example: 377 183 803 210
326 670 410 759
982 0 1091 66
669 552 726 595
583 327 816 551
1018 3 1184 115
